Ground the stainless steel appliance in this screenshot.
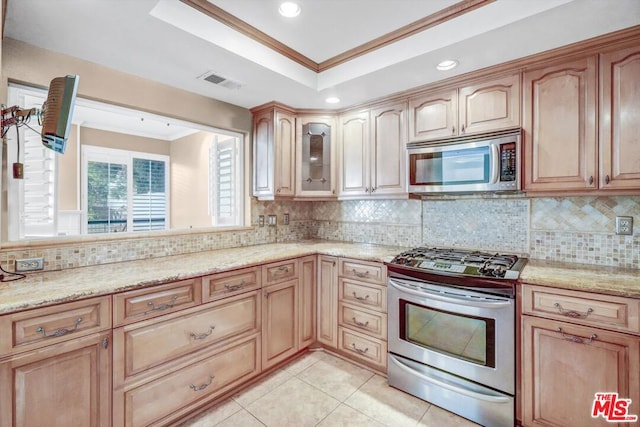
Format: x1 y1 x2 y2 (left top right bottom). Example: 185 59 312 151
407 129 521 194
387 247 527 427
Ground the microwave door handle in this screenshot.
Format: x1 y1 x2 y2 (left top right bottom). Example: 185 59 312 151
490 144 500 184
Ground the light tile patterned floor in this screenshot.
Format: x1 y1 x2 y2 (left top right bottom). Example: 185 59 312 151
180 351 479 427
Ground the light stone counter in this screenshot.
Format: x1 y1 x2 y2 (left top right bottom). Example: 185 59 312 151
0 240 406 314
520 259 640 298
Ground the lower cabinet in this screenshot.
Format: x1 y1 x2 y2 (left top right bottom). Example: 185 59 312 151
317 255 339 348
299 255 317 348
0 331 112 427
262 277 299 369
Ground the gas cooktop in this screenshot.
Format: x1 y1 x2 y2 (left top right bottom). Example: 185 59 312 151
389 247 527 279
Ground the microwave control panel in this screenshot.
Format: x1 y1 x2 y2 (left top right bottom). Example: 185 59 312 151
499 142 517 185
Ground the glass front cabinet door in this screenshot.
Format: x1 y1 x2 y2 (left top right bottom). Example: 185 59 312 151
296 115 336 198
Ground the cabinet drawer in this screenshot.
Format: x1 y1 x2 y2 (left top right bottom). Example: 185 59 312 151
522 284 640 334
339 258 386 285
202 267 261 303
123 334 260 427
338 327 387 370
113 279 201 326
262 259 298 285
114 291 260 381
338 278 386 312
0 296 111 355
338 302 387 340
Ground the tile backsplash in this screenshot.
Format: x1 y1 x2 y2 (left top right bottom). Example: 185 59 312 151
1 196 638 272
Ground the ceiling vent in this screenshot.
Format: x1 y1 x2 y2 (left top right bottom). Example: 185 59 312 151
198 71 242 90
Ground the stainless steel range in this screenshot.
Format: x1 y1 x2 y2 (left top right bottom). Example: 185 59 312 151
386 247 527 427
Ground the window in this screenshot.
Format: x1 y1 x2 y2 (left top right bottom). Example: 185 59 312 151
210 135 243 226
82 146 169 234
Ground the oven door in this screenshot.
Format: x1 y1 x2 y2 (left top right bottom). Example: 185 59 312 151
388 276 515 394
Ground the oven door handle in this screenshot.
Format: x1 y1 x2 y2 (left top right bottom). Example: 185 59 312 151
389 355 511 404
388 278 512 308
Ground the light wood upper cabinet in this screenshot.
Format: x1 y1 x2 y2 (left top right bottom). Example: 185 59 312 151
296 114 337 198
0 331 112 427
523 56 598 192
252 105 296 200
600 45 640 190
408 74 520 142
338 103 407 198
459 73 520 135
408 88 457 141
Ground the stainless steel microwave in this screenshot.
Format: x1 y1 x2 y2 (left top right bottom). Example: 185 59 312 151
407 130 521 194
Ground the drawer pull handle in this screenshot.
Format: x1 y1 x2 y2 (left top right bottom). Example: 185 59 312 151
225 280 246 292
190 326 216 340
352 317 369 328
557 327 597 344
352 269 370 278
189 375 215 391
36 317 82 338
554 303 593 319
145 295 178 314
352 292 370 302
273 266 290 276
351 343 369 354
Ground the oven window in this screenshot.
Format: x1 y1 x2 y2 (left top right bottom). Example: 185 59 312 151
400 299 495 367
411 146 490 185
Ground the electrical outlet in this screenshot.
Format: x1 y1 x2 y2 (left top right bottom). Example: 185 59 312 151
283 213 290 225
267 215 277 226
615 216 633 235
258 215 265 227
15 257 44 272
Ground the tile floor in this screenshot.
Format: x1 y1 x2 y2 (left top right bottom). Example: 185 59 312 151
180 350 480 427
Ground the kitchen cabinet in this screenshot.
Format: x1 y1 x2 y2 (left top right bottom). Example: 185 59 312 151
317 255 339 348
252 104 296 200
0 297 112 427
408 73 520 142
523 56 598 192
299 255 317 349
338 103 407 198
261 260 299 369
336 258 388 371
521 284 640 427
599 44 640 190
296 114 337 198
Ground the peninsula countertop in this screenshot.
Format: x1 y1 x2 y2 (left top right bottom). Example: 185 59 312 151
0 241 406 314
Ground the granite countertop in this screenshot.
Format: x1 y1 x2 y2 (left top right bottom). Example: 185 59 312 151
520 259 640 299
2 240 639 315
0 240 406 314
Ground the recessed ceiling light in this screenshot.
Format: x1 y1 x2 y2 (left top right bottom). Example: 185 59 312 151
325 97 340 104
279 2 301 17
436 60 458 71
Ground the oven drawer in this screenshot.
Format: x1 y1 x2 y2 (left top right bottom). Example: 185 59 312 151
522 284 640 334
338 258 386 285
338 278 386 312
338 326 387 370
202 266 261 303
338 302 387 340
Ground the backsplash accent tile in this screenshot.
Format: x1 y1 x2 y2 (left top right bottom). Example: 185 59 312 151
422 198 530 254
315 221 421 247
311 200 422 225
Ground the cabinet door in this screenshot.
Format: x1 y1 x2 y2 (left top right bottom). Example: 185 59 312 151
296 115 337 197
299 255 316 349
522 316 640 427
317 255 338 348
252 109 274 198
0 332 111 427
523 57 597 192
262 278 298 369
459 73 520 135
370 102 407 196
408 89 457 142
274 109 296 196
600 46 640 190
339 111 370 197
